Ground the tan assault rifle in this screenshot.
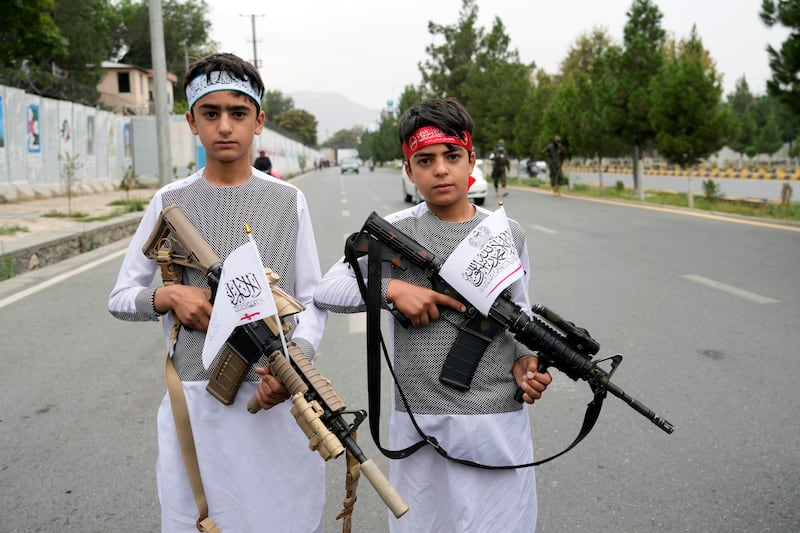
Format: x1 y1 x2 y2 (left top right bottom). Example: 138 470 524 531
143 203 409 519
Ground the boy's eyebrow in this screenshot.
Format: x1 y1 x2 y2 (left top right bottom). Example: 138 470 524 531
195 102 253 112
411 144 464 159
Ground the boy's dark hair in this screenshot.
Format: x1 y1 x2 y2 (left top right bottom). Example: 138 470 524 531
397 98 474 145
183 53 264 112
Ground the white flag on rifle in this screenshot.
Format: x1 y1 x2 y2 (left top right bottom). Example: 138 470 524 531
439 207 523 316
202 237 277 369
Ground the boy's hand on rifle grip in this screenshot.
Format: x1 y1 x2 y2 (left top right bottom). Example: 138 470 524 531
155 285 212 331
513 355 552 404
254 366 290 411
386 280 466 327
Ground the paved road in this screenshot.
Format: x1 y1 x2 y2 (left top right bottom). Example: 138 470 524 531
1 167 798 532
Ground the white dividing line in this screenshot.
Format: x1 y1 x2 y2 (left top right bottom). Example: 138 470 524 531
0 248 127 309
342 210 350 217
682 274 779 304
529 224 557 234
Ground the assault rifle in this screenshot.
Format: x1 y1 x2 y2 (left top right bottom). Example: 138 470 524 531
350 211 674 436
143 204 409 518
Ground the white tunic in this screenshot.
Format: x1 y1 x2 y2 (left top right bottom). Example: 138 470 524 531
314 202 538 533
109 170 327 532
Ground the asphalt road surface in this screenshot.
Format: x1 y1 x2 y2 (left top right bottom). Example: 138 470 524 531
1 167 798 532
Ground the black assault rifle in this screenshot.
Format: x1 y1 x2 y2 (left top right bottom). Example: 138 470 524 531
350 211 674 436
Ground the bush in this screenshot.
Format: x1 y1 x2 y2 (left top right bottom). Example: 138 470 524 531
702 179 722 202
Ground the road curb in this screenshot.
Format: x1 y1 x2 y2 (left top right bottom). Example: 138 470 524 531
1 213 143 279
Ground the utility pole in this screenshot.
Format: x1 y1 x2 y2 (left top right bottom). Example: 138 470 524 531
148 0 172 186
240 14 265 69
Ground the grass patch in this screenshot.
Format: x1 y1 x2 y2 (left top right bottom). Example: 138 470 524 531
0 255 13 281
0 224 29 236
40 198 147 223
109 197 148 212
42 209 89 219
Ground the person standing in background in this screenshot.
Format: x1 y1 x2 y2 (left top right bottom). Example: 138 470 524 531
544 136 566 196
491 141 511 197
254 148 273 174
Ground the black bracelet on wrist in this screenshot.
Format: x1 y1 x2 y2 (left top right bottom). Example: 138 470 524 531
152 288 164 316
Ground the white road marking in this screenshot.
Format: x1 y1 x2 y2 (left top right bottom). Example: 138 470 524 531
682 274 779 304
342 210 350 217
0 248 127 309
529 224 557 234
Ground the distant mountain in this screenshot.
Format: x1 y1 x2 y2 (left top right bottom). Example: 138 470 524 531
290 91 380 143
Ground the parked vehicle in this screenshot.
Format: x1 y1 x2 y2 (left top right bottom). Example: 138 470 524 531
523 159 548 177
341 158 360 174
401 163 487 206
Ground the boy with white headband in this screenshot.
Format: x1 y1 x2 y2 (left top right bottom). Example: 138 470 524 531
314 98 552 532
109 53 328 532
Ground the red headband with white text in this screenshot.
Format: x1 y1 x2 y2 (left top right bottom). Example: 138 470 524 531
402 126 473 160
402 126 475 189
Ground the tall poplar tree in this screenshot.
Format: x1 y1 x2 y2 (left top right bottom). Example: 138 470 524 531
606 0 666 199
760 0 800 120
649 27 731 168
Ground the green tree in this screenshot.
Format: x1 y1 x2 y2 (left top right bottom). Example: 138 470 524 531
513 70 557 160
606 0 666 199
419 0 534 155
360 118 402 164
263 90 294 122
0 0 72 100
727 77 757 164
760 0 800 120
274 109 318 147
53 0 118 88
755 108 784 163
548 28 626 191
649 27 732 168
464 61 532 154
419 0 483 104
112 0 215 103
323 128 363 150
0 0 67 69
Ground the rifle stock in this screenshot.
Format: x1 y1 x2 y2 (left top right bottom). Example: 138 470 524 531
353 211 674 435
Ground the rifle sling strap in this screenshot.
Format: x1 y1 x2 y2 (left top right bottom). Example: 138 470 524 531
159 245 221 532
347 235 606 468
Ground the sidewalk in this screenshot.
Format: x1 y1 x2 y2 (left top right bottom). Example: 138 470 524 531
0 188 154 279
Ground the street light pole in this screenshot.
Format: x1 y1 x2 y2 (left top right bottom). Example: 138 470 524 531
148 0 172 186
240 14 265 69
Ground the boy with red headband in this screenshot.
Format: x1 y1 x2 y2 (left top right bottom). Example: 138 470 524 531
314 98 552 532
109 53 327 532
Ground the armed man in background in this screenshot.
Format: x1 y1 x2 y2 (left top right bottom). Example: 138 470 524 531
491 140 511 197
544 136 566 196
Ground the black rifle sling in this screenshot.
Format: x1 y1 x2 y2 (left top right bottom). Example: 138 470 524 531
345 234 606 468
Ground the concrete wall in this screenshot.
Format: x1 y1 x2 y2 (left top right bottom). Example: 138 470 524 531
0 83 321 201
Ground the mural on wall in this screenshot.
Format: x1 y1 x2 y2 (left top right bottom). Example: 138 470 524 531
27 104 40 153
60 118 71 141
0 96 5 148
87 115 95 156
123 123 132 158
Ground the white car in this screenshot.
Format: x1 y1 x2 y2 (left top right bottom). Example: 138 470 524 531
401 163 487 206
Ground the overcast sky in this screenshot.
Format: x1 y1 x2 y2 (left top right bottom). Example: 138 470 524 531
204 0 790 110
